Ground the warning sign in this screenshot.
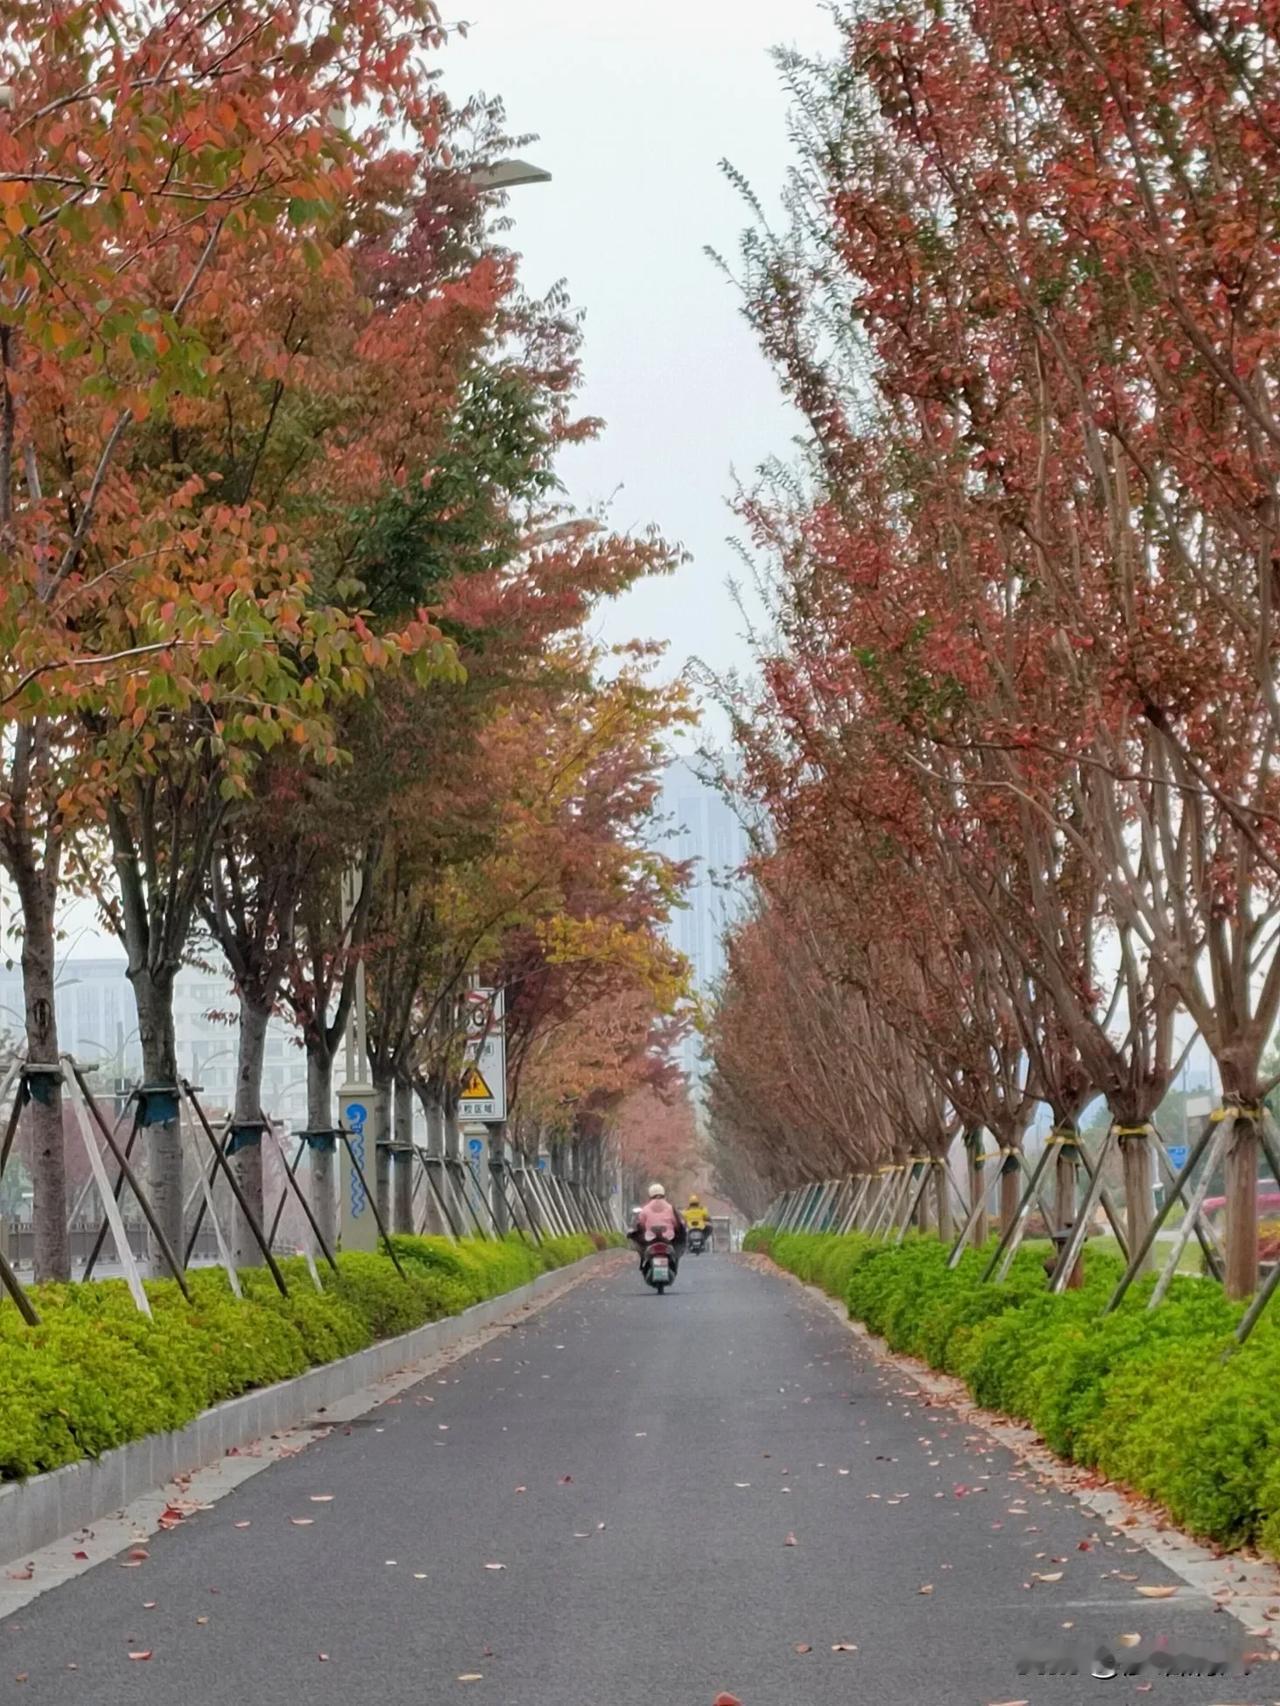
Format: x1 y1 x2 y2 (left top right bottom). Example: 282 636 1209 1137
457 987 506 1122
459 1062 494 1102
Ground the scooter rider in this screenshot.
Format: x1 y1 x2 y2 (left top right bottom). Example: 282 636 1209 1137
629 1182 686 1272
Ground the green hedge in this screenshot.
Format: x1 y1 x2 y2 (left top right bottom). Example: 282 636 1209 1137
750 1227 1280 1556
0 1233 605 1483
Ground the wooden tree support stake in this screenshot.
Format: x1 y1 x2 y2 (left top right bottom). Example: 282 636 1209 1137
262 1126 340 1273
0 1240 39 1325
179 1083 289 1297
984 1143 1060 1283
67 1060 193 1304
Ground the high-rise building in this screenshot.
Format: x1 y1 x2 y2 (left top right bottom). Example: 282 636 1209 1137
655 759 751 1085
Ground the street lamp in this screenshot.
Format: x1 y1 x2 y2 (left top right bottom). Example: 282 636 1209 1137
469 159 552 191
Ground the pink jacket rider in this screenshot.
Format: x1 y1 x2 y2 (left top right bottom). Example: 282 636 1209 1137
634 1194 679 1239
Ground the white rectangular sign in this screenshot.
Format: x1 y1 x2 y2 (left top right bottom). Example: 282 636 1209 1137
458 988 506 1123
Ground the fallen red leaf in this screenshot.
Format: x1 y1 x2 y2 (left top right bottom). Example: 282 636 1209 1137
128 1650 153 1661
713 1695 743 1705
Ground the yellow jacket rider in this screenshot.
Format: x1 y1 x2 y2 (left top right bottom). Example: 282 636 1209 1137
684 1195 709 1230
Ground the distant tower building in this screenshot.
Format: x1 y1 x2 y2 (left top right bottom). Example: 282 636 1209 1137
656 759 750 1086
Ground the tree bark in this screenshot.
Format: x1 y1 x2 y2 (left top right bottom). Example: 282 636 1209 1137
393 1072 414 1233
373 1069 393 1233
130 964 184 1271
230 991 269 1267
490 1124 509 1236
14 867 68 1281
1120 1130 1154 1276
999 1152 1020 1234
1054 1134 1083 1290
965 1131 988 1248
305 1041 337 1252
1225 1113 1260 1300
415 1083 448 1236
932 1160 951 1243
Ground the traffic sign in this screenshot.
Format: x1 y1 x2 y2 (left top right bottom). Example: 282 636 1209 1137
1166 1144 1189 1171
459 1062 495 1102
459 987 505 1122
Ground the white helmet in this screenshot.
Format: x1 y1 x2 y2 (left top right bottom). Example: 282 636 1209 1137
647 1181 665 1198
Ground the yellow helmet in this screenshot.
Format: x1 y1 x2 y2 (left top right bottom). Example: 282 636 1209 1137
689 1194 701 1206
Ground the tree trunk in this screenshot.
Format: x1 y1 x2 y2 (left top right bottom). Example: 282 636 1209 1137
1120 1130 1154 1276
965 1131 987 1249
1225 1112 1260 1300
1054 1133 1083 1290
230 992 269 1268
15 871 68 1281
130 965 184 1272
393 1073 414 1234
415 1084 448 1236
305 1042 337 1252
932 1161 951 1243
488 1124 508 1236
373 1069 393 1233
999 1151 1020 1234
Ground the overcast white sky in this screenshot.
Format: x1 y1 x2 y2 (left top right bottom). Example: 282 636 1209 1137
447 0 836 749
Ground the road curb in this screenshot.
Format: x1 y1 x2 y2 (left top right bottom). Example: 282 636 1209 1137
0 1251 610 1569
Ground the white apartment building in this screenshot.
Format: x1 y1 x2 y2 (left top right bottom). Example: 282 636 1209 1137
0 955 310 1126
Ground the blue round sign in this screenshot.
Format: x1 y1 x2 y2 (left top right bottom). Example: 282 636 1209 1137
468 1137 484 1157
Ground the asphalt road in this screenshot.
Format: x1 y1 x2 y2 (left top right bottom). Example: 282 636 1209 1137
1 1253 1270 1705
